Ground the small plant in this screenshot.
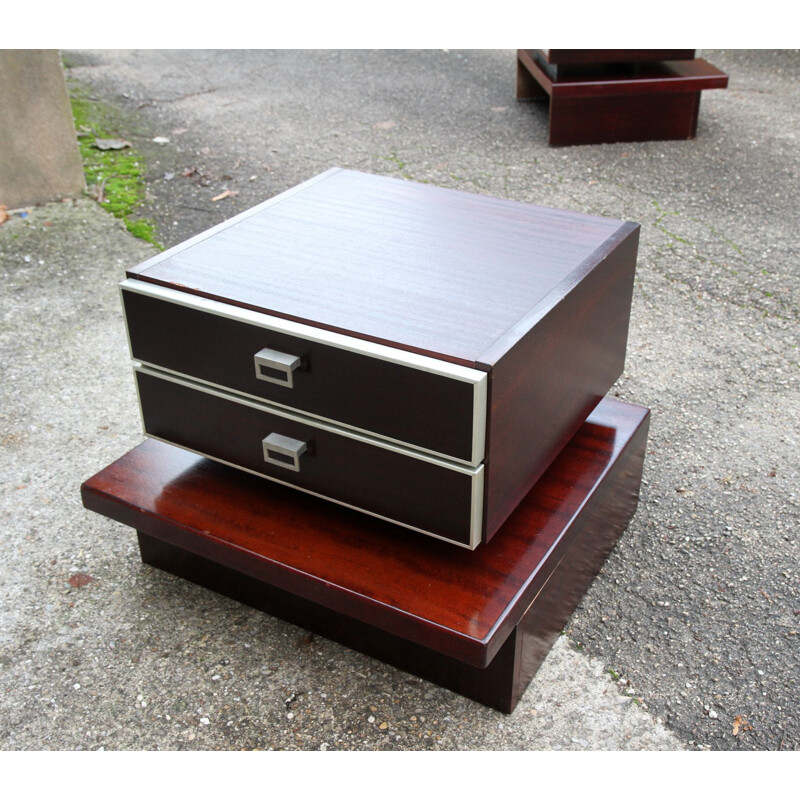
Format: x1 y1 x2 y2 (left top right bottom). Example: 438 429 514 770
68 81 159 247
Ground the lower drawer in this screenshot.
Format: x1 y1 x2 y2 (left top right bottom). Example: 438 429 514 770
134 367 483 548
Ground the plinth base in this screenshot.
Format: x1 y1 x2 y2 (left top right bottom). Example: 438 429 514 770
81 397 649 712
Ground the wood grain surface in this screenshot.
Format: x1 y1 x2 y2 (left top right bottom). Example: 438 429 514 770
517 50 728 147
482 225 639 537
541 50 696 65
548 92 704 146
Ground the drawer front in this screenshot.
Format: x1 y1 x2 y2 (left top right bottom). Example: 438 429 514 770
135 368 483 548
122 280 486 465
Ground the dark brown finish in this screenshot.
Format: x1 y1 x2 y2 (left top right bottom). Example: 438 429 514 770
521 58 728 98
516 58 548 100
535 51 698 83
81 397 650 711
135 369 476 546
122 283 477 463
541 50 696 65
121 169 640 545
525 53 729 99
481 222 638 536
516 49 729 146
549 92 703 146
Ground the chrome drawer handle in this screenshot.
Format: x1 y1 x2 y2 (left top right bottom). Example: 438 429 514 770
262 433 307 472
254 348 302 388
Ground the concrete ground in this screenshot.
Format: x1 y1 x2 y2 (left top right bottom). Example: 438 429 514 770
1 49 797 751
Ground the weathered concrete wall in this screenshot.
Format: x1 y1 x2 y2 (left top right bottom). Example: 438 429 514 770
0 49 85 208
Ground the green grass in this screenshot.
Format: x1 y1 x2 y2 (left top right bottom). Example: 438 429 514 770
68 82 160 246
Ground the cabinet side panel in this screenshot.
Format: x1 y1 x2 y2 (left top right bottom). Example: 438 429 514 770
483 226 639 540
549 93 701 146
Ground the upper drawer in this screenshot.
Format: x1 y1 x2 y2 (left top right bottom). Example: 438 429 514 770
121 280 487 465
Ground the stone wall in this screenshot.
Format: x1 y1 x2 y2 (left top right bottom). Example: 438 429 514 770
0 50 85 208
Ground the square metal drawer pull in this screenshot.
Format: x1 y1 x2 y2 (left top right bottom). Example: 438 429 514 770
254 348 302 388
262 432 308 472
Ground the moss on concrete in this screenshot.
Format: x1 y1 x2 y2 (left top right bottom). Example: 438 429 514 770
67 81 159 247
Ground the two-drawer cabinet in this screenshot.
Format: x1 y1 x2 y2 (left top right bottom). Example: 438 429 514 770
121 168 639 548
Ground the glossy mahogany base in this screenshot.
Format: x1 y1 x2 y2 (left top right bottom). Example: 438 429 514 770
516 49 729 146
81 398 649 713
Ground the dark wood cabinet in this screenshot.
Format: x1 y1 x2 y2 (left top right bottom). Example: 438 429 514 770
122 168 639 547
517 49 729 146
84 170 650 711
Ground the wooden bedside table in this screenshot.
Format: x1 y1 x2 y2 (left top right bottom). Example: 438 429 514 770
121 168 639 547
